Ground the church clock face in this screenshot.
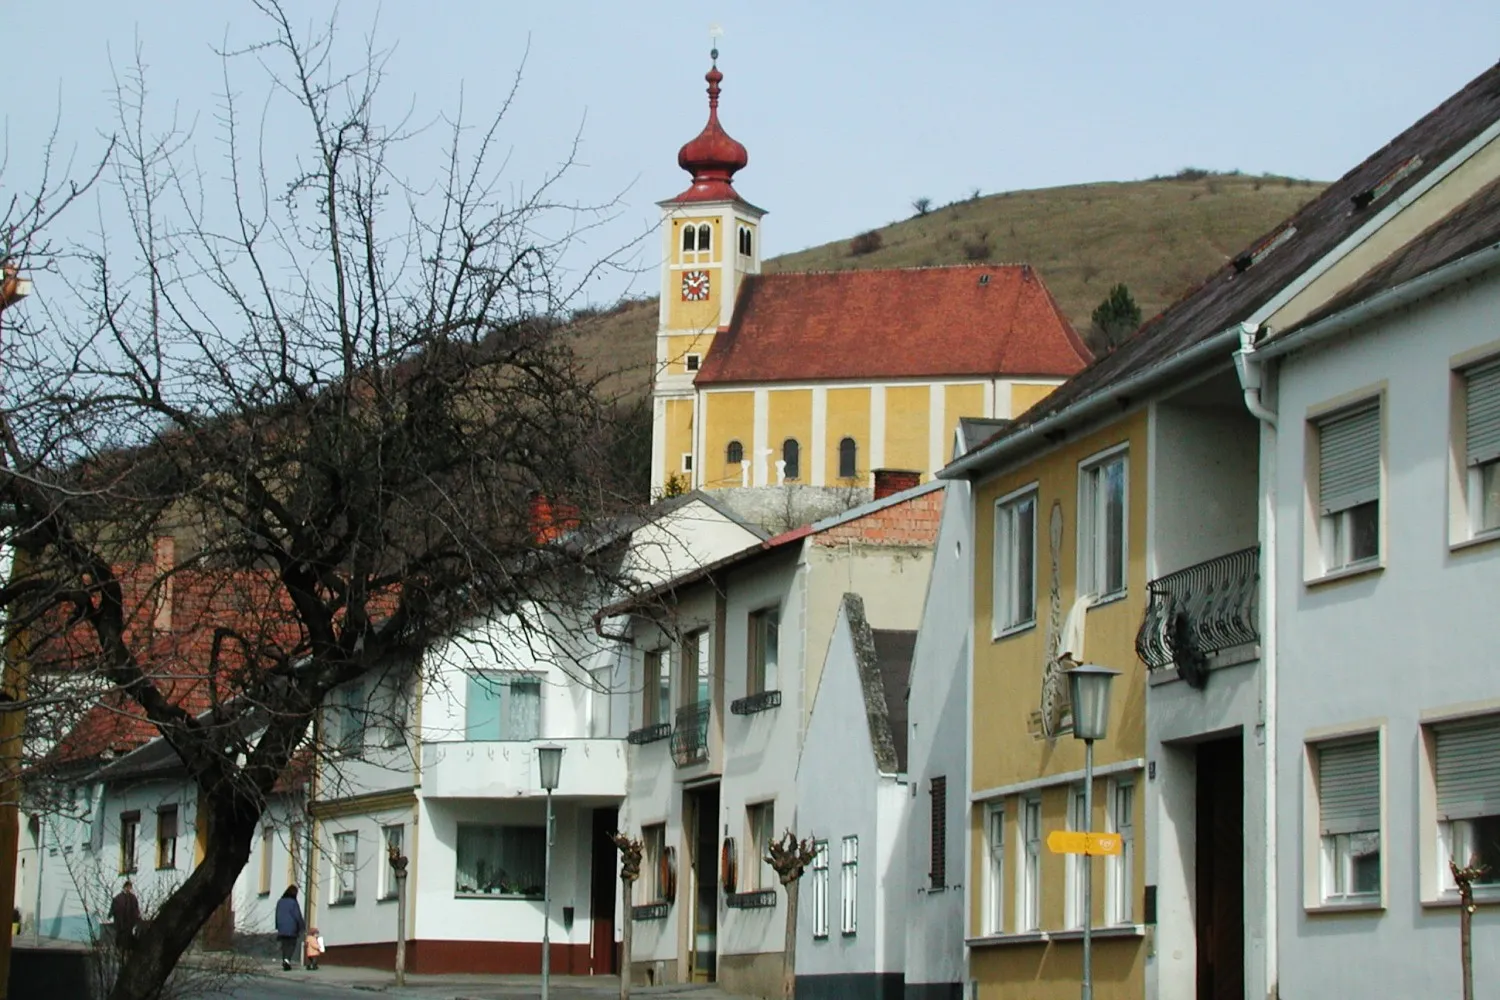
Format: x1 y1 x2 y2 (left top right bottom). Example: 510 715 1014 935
681 269 711 302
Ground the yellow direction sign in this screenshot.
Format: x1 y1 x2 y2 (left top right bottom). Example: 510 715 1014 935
1046 831 1123 856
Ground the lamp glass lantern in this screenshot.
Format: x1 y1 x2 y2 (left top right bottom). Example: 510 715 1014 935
537 743 564 791
1067 664 1119 743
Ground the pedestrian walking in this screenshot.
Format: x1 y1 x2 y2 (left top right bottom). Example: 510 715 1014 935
108 880 141 955
274 885 305 971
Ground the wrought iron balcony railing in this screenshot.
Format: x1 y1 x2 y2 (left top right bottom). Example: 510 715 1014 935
1135 545 1260 689
726 889 778 909
670 700 711 767
731 690 782 716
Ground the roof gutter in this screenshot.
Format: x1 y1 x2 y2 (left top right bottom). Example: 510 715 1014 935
1253 240 1500 363
939 325 1242 480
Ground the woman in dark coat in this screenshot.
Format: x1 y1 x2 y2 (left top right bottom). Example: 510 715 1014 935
273 885 305 971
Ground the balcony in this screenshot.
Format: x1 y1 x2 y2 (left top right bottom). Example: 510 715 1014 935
670 700 711 767
421 738 626 799
1135 546 1260 689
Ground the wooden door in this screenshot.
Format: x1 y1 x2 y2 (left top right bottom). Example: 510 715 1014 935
589 807 619 975
1196 736 1244 1000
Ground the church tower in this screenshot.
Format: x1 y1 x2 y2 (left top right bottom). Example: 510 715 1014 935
652 49 763 496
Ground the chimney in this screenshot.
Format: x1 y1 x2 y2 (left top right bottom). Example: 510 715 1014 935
529 494 581 544
872 469 922 500
153 536 175 632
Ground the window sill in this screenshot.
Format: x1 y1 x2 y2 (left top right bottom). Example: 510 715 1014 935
257 891 271 899
1087 591 1128 611
966 930 1049 948
1449 528 1500 554
1306 898 1384 915
993 620 1036 642
328 899 357 908
966 925 1144 948
455 892 542 901
1048 924 1146 942
377 896 399 904
1422 888 1500 909
1305 561 1383 589
156 865 177 872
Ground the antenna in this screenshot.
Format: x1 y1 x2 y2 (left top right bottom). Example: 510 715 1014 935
709 23 724 63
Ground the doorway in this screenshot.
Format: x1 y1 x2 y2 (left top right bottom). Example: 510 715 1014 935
1195 736 1244 1000
685 784 719 982
589 807 619 975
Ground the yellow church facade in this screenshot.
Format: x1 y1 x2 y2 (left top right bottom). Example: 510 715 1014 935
649 57 1091 497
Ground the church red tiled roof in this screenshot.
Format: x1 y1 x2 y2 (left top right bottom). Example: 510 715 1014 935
692 264 1090 386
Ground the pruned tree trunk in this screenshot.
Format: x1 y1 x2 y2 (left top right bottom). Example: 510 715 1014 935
767 830 816 1000
611 831 642 1000
1451 859 1487 1000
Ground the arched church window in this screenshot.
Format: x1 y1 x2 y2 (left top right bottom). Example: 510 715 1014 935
738 226 753 257
726 440 744 465
697 223 712 252
782 439 800 481
682 225 697 253
838 437 858 479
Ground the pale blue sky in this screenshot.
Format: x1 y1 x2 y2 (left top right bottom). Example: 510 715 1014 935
6 1 1499 308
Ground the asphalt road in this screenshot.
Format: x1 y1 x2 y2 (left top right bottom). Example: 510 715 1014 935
226 977 371 1000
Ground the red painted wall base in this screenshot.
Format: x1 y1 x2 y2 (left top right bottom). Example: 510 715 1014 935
320 939 600 975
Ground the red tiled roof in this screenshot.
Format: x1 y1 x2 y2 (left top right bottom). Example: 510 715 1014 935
693 265 1091 386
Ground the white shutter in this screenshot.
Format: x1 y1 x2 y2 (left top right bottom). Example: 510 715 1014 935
1466 359 1500 466
1317 737 1380 835
1435 716 1500 820
1318 403 1381 514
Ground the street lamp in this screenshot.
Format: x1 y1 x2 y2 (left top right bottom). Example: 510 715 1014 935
538 743 564 1000
1067 664 1119 1000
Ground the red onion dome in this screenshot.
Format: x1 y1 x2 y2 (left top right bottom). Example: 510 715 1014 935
671 59 749 204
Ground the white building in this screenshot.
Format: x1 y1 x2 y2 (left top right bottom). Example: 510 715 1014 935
611 481 942 998
308 492 763 974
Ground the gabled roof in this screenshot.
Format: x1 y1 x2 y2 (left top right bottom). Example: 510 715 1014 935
837 593 908 776
947 61 1500 472
693 265 1091 386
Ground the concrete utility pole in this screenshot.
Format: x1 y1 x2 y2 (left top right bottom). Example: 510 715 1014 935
390 844 409 987
0 262 36 1000
610 832 642 1000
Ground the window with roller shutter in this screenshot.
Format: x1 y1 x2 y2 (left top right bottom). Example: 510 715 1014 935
1314 736 1381 902
1314 401 1381 572
1464 359 1500 534
1432 715 1500 890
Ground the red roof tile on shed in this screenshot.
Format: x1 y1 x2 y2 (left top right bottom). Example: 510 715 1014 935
693 265 1090 386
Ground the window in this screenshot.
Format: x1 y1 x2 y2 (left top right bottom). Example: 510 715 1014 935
1463 359 1500 534
747 802 776 890
682 629 710 707
642 823 667 902
985 804 1005 933
259 826 274 895
1079 450 1127 599
382 825 404 900
838 437 858 479
644 649 671 726
288 822 304 885
455 824 545 897
334 831 358 904
681 453 694 474
1314 737 1380 903
726 440 744 465
156 805 178 870
840 836 859 935
1432 716 1500 891
119 812 140 874
811 841 830 938
738 225 753 257
781 439 800 481
993 487 1038 634
685 353 701 373
333 683 366 755
379 679 407 748
929 777 947 890
1065 786 1087 928
682 225 696 253
1315 402 1381 572
698 223 712 252
1107 781 1135 923
465 672 542 741
1019 797 1041 931
748 607 780 695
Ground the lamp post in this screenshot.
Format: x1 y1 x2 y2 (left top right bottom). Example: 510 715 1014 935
1067 664 1119 1000
538 743 564 1000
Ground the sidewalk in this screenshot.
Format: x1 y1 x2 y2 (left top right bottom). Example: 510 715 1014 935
252 958 752 999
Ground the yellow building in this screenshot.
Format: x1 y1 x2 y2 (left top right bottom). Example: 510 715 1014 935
946 406 1150 999
650 58 1091 497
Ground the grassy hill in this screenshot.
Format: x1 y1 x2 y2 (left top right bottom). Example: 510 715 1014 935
568 171 1326 392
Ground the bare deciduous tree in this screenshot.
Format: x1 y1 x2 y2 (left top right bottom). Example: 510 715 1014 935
0 4 644 998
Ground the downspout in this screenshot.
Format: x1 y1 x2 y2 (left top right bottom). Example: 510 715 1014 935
1233 323 1278 1000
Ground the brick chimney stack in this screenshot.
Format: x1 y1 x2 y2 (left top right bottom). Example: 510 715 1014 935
872 469 922 500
